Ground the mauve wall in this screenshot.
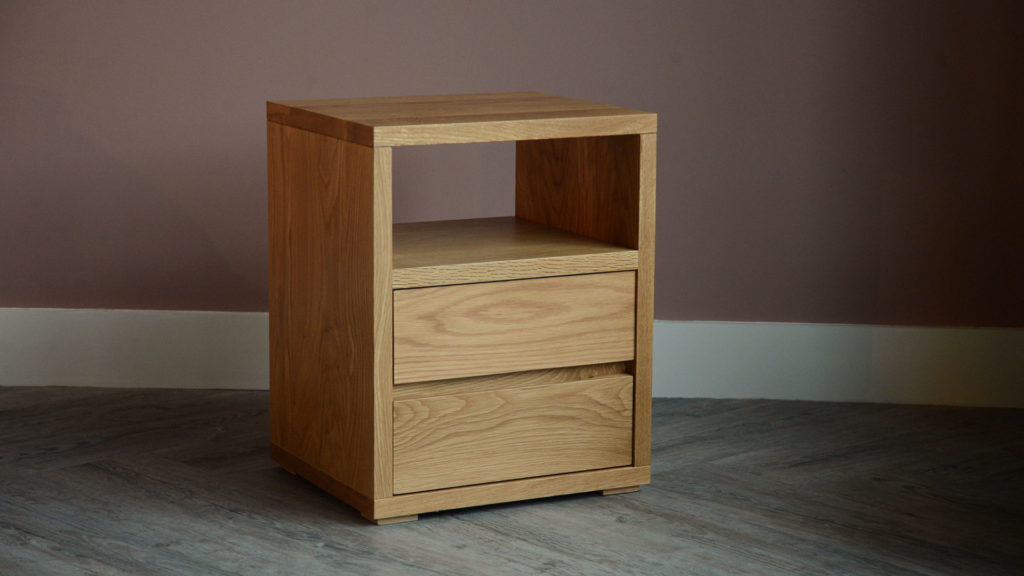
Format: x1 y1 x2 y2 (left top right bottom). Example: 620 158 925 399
1 1 1021 326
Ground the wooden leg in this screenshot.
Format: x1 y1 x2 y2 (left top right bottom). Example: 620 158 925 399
368 514 418 525
601 486 640 496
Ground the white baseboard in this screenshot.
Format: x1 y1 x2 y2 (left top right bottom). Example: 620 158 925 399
0 308 268 389
2 309 1022 407
654 321 1024 407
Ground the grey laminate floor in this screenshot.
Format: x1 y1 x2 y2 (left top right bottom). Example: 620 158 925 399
1 388 1021 575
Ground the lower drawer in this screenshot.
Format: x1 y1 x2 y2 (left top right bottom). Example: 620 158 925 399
392 375 634 494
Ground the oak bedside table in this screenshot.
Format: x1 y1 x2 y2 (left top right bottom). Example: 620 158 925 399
267 92 656 524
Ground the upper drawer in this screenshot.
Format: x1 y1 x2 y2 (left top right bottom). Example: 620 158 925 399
393 271 636 384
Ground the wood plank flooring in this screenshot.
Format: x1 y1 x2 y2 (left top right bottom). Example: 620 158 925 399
1 388 1021 575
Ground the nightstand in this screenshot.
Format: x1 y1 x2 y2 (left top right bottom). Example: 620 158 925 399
268 92 656 523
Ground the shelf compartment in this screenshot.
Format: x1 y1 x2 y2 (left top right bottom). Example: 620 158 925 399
392 216 638 289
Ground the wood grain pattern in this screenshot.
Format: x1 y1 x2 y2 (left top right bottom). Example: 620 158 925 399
375 117 655 147
392 217 638 289
375 465 651 520
632 133 656 467
269 93 654 520
393 375 634 494
601 486 640 496
270 442 373 514
516 135 642 249
393 362 629 400
515 133 655 468
393 272 636 384
268 122 290 451
371 145 394 498
268 123 381 498
268 92 656 147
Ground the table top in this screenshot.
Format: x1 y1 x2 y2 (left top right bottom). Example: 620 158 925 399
267 92 656 147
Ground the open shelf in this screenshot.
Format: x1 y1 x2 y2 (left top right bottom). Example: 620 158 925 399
392 216 638 289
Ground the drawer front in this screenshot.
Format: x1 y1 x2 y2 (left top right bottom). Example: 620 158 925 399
393 271 636 384
393 375 634 494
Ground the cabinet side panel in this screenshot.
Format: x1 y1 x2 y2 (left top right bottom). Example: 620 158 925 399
372 146 393 498
515 135 641 249
269 123 289 450
268 123 376 497
634 133 656 466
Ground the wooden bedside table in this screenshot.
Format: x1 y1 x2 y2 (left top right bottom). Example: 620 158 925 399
267 92 656 524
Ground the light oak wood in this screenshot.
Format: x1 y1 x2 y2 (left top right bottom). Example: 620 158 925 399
268 92 656 147
367 514 418 525
371 146 394 498
275 436 648 522
515 133 654 468
271 442 373 513
392 375 634 494
268 124 373 496
516 135 642 249
269 93 655 520
268 124 390 499
374 465 651 520
393 362 629 400
632 133 657 467
392 217 637 288
601 486 640 496
393 272 636 384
